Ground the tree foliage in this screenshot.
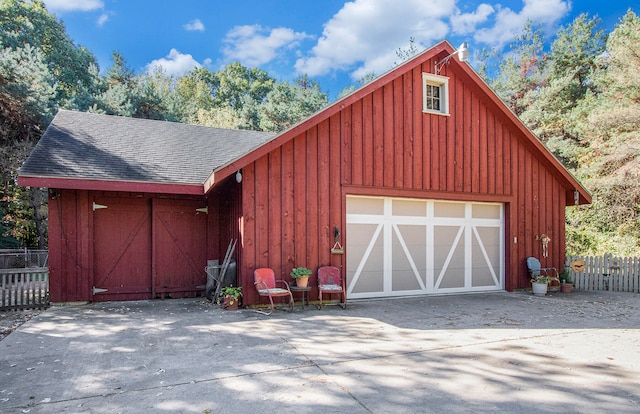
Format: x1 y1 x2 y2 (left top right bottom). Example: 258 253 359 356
569 10 640 254
0 0 98 248
490 11 640 255
258 75 328 132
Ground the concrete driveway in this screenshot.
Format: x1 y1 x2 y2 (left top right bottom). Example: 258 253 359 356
1 291 639 413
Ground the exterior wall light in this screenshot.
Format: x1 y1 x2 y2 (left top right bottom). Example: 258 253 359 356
435 42 469 74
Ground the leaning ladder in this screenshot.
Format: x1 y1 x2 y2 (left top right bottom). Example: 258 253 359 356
210 239 237 300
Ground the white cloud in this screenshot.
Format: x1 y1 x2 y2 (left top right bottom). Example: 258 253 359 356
44 0 103 12
451 4 495 35
97 13 109 27
473 0 571 47
293 0 572 80
222 25 312 67
184 19 205 32
145 49 201 76
295 0 455 79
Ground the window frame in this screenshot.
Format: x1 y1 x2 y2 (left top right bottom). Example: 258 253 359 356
422 73 450 116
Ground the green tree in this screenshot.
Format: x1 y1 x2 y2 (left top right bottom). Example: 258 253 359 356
519 14 606 167
173 67 219 123
258 75 328 132
568 10 640 254
91 53 172 120
0 45 53 248
0 0 98 105
214 62 274 111
0 0 101 248
490 21 548 116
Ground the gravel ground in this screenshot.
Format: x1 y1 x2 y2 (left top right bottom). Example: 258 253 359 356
0 308 44 341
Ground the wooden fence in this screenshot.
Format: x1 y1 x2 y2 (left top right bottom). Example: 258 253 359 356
565 255 640 293
0 268 50 311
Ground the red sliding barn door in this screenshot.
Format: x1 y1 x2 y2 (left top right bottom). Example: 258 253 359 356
92 196 208 301
92 197 152 301
152 199 208 298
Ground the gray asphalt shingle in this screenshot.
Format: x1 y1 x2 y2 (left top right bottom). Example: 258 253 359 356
19 110 276 185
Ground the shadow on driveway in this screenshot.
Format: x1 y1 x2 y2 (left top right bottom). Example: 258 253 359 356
1 291 639 413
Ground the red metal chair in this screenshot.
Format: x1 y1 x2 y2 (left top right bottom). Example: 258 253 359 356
253 268 294 315
317 266 346 309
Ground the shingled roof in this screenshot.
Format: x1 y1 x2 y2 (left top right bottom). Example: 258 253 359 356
18 110 275 194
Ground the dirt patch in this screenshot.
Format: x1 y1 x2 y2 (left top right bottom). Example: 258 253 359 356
0 309 43 341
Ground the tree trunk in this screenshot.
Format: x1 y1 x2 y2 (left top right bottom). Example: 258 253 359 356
30 187 47 249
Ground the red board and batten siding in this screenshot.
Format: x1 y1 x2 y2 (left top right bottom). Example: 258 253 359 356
46 189 222 303
239 51 581 305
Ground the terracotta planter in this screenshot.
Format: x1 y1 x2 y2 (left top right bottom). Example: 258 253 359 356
295 276 309 288
223 295 239 310
532 282 548 296
560 283 574 293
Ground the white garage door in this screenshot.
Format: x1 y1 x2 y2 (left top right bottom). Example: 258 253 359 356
346 196 504 299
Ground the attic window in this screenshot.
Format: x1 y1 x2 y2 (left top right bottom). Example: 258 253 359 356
422 73 449 116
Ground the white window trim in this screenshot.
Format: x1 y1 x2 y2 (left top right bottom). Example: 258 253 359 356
422 73 450 116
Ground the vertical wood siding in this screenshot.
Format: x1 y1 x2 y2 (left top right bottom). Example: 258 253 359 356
241 61 572 303
49 189 215 303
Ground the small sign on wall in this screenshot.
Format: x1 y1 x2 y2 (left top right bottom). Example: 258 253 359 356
331 226 344 254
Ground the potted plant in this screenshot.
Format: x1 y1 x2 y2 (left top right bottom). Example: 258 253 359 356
560 268 574 293
531 275 548 296
290 267 312 288
220 286 242 310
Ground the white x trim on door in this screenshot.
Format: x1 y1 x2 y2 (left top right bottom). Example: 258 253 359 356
346 196 504 299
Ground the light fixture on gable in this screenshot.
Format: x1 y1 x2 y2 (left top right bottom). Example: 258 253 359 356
434 42 470 75
236 169 242 183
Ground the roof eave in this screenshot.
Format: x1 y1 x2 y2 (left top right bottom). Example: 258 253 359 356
18 175 204 195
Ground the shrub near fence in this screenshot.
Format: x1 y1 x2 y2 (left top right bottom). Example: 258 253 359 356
566 254 640 293
0 268 50 311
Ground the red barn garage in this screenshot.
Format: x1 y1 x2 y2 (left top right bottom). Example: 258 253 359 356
19 41 590 305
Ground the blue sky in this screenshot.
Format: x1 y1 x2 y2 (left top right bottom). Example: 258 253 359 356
44 0 635 99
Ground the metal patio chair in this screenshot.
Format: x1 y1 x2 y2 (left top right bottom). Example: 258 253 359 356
317 266 346 309
526 257 560 290
254 268 294 315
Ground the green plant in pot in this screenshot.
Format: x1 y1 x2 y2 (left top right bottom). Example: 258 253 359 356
530 275 548 296
220 286 242 310
560 268 574 293
290 267 312 288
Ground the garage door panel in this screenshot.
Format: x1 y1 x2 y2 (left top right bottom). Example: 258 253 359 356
472 227 501 287
392 226 424 291
347 196 503 299
436 240 465 289
347 197 384 214
473 203 501 219
434 201 465 218
347 223 384 295
393 199 426 216
472 267 495 286
354 270 384 293
395 224 426 290
439 267 465 289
